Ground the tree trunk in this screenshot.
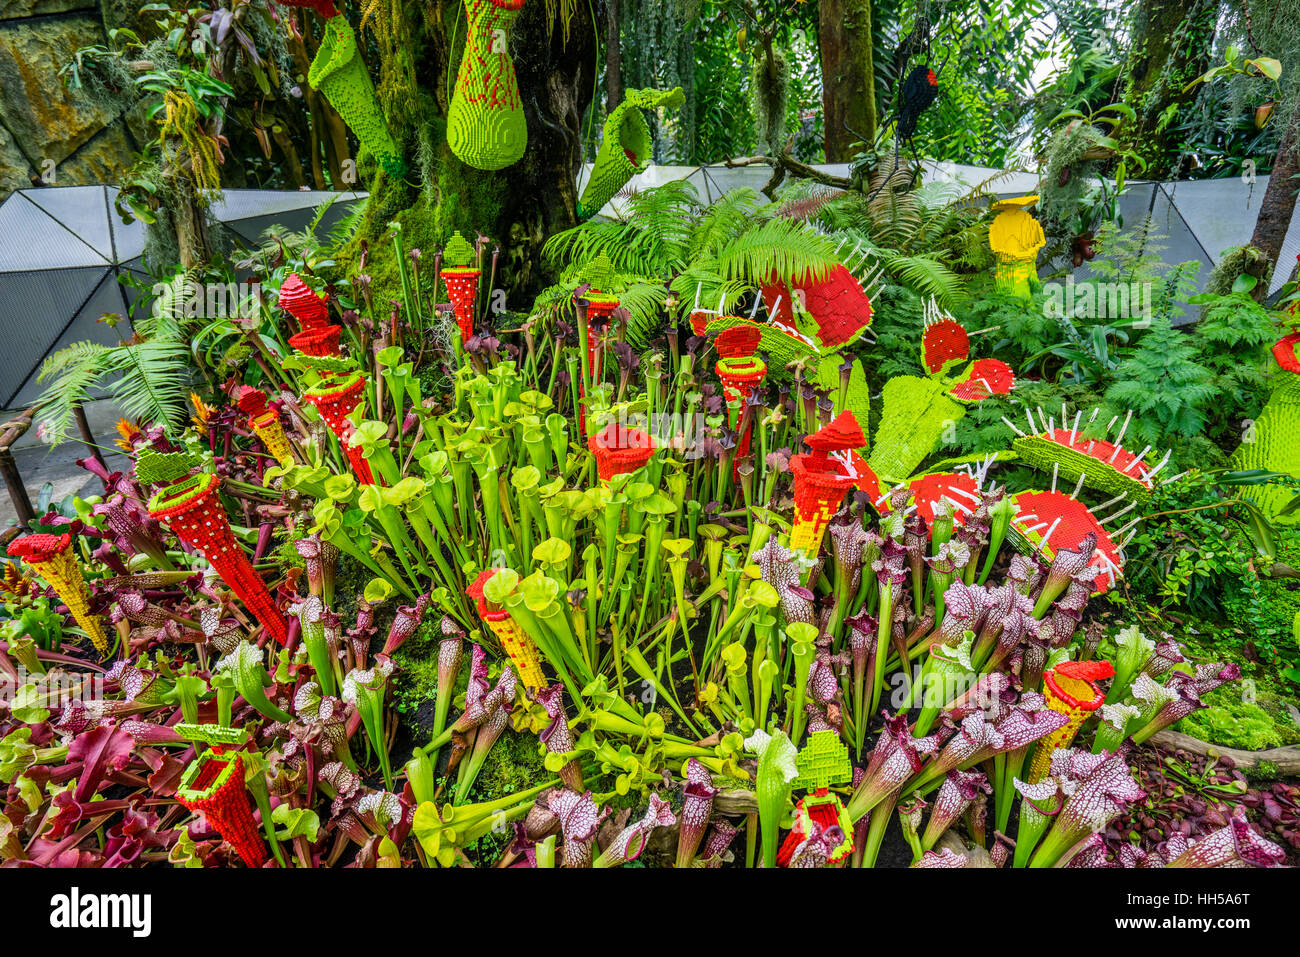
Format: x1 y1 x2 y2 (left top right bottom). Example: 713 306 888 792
358 0 597 302
1247 104 1300 300
605 0 622 112
1118 0 1217 178
819 0 876 162
290 15 351 190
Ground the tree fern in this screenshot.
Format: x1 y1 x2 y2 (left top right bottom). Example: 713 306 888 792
34 269 197 445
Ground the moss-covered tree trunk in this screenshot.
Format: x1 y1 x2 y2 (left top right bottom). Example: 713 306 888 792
356 0 597 303
1118 0 1218 178
819 0 876 162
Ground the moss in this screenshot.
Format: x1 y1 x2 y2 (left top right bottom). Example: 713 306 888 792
388 619 445 724
460 729 549 865
1176 684 1300 750
1248 760 1281 782
465 728 548 805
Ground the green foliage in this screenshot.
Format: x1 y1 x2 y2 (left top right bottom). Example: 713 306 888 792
1176 684 1300 750
1225 531 1300 668
1188 289 1278 433
1121 472 1298 679
35 273 198 445
536 182 843 347
1103 316 1217 452
892 0 1049 167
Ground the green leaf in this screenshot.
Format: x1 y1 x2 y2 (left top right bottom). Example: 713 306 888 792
1237 501 1277 562
1231 273 1258 294
1246 57 1282 81
272 804 321 842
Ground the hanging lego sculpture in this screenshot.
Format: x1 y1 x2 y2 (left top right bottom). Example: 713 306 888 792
309 15 405 177
466 568 547 691
577 86 686 219
1231 332 1300 523
790 411 878 557
238 386 295 469
6 533 111 655
868 300 1014 483
144 471 289 643
440 231 481 343
447 0 529 171
988 195 1045 297
301 371 376 485
177 750 268 867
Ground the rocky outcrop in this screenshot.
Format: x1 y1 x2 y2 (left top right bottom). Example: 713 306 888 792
0 5 136 200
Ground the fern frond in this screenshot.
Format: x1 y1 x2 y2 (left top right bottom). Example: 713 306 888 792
107 339 194 435
34 342 112 445
952 168 1022 204
688 187 765 260
885 254 966 308
711 218 839 286
619 281 671 348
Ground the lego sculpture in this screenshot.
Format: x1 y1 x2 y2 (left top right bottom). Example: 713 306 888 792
790 411 878 557
1231 332 1300 523
309 15 405 177
577 86 686 219
989 195 1045 297
868 300 1014 483
440 231 481 343
447 0 528 170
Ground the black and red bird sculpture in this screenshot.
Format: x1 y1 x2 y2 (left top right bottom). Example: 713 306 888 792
898 65 940 139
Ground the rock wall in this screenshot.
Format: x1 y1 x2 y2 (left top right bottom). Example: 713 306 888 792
0 0 137 199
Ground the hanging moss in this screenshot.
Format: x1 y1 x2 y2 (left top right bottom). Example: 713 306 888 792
1037 121 1103 243
750 45 789 155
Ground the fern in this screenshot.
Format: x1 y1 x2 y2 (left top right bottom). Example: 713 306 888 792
618 281 671 346
710 218 839 285
34 342 112 445
688 187 766 259
108 338 194 433
1104 317 1218 450
883 254 966 308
